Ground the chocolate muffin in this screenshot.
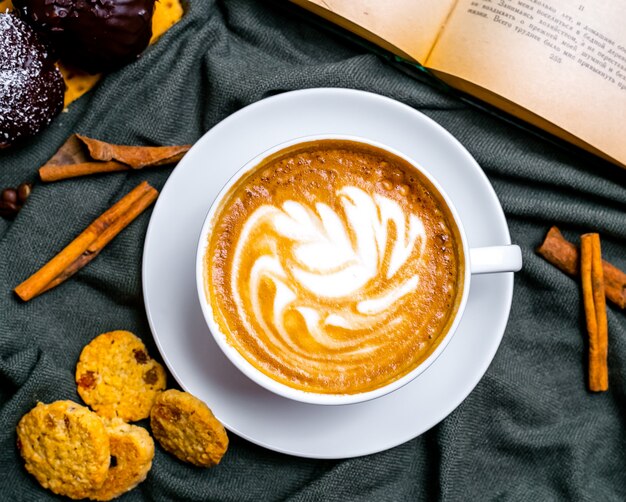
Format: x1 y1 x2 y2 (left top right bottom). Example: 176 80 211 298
0 13 65 149
13 0 156 73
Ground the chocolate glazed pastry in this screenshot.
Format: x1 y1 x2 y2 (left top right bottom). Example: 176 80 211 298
13 0 156 73
0 13 65 149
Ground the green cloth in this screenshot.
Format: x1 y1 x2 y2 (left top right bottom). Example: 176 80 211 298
2 1 626 500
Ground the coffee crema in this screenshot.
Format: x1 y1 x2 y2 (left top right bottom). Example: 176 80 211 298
204 140 465 394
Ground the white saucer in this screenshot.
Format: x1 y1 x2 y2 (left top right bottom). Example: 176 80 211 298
142 88 514 459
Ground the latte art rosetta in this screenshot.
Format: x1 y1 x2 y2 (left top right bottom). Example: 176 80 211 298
233 186 426 349
206 140 463 394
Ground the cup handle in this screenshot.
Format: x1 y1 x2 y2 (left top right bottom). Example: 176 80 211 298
469 245 522 274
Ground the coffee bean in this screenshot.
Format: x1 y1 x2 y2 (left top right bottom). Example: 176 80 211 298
0 200 19 217
17 183 32 203
0 200 18 211
0 183 32 218
1 188 18 204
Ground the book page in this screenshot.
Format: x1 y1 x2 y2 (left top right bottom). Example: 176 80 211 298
426 0 626 166
290 0 457 63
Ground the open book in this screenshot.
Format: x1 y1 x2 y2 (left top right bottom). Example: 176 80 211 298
290 0 626 169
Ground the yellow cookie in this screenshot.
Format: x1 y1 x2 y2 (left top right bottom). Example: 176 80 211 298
88 418 155 501
16 401 110 500
76 330 167 421
150 390 228 467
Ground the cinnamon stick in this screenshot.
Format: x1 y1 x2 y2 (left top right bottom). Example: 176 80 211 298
38 190 158 294
14 181 158 301
39 134 191 182
40 161 128 182
537 226 626 309
77 135 190 169
581 233 609 392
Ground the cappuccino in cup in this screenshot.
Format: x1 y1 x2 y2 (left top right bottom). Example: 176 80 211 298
202 139 465 395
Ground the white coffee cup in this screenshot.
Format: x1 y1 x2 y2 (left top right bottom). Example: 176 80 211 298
195 135 522 405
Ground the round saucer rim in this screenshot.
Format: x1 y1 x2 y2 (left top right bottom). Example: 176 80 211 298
142 87 514 458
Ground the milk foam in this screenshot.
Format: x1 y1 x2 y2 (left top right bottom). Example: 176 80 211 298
230 186 427 347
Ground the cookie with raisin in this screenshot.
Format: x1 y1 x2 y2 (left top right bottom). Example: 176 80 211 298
150 389 228 467
88 418 155 501
76 330 166 421
16 401 110 499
